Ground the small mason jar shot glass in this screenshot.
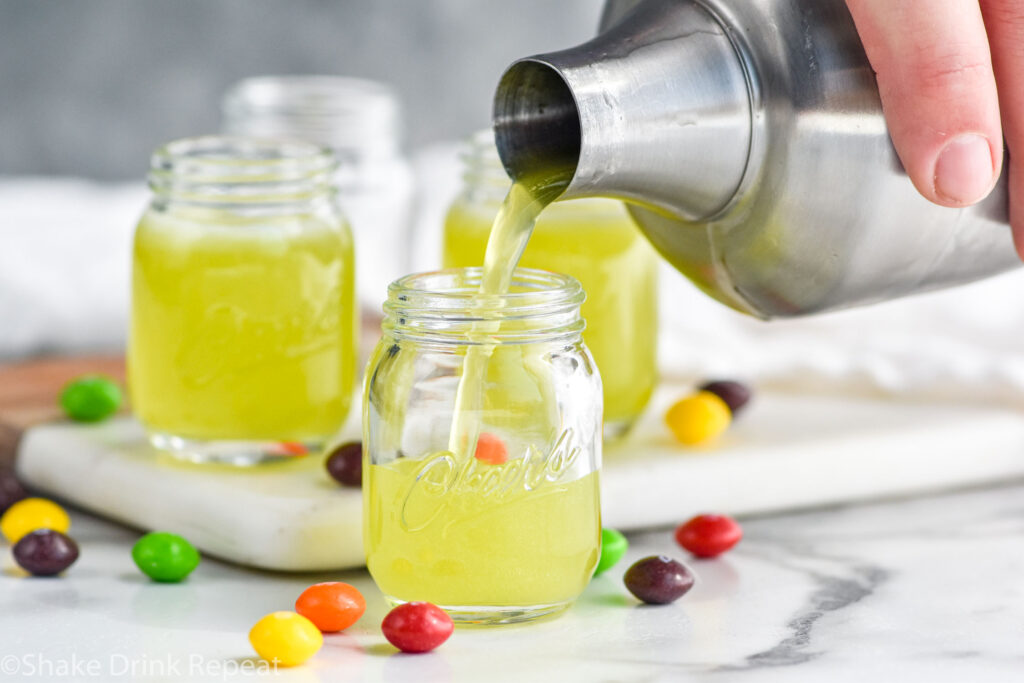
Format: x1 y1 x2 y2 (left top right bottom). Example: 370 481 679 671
128 136 358 465
363 268 603 625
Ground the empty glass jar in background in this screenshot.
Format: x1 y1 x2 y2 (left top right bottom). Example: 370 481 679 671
364 268 602 624
222 76 415 309
443 132 659 438
129 137 358 465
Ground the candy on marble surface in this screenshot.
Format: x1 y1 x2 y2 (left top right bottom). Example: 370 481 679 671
594 528 628 576
325 441 362 487
675 514 743 558
59 375 122 422
295 582 366 633
665 391 731 445
381 602 453 653
0 469 28 514
131 531 200 582
1 497 70 543
623 555 695 605
698 380 753 416
249 611 323 667
12 529 79 576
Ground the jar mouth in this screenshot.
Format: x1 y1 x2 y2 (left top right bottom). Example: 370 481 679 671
221 76 402 159
148 136 337 205
384 268 585 345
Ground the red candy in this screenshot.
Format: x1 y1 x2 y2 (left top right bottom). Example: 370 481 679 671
381 602 453 653
675 514 743 558
474 432 508 465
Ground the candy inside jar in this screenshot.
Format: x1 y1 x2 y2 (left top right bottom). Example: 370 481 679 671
363 268 603 625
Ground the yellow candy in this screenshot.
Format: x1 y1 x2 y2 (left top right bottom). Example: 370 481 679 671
1 498 70 543
665 391 732 445
249 611 323 668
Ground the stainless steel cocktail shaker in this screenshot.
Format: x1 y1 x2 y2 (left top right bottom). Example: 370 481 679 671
493 0 1019 318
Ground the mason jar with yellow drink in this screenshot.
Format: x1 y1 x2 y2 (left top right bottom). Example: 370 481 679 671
129 136 358 465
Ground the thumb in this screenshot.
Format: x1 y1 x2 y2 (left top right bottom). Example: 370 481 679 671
846 0 1003 207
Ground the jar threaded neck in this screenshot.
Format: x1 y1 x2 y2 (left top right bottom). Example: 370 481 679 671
384 268 585 345
221 76 402 161
148 136 336 208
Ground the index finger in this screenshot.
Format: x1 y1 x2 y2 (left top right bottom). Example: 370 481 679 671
846 0 1002 207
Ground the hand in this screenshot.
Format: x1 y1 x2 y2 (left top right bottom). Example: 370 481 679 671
845 0 1024 257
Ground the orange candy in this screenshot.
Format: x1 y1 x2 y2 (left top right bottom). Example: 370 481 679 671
295 582 366 633
274 442 309 456
474 432 508 465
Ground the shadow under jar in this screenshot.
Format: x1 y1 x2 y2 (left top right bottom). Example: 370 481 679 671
129 136 358 465
364 268 602 625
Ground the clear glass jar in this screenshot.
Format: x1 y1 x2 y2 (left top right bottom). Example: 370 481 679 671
364 268 602 624
222 76 415 308
129 136 358 465
443 132 659 438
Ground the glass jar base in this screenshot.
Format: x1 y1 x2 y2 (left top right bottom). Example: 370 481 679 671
148 432 322 466
384 596 572 626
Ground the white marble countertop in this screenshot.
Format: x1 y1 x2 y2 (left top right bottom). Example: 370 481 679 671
2 483 1024 683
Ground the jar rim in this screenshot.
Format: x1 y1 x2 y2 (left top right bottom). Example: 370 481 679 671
384 268 586 345
221 76 402 158
148 136 337 206
223 75 398 116
151 135 336 178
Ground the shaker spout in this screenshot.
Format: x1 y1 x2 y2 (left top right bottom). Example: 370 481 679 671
492 60 581 198
493 0 753 221
494 0 1019 319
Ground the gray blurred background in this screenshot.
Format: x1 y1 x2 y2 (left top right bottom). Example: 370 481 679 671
0 0 602 180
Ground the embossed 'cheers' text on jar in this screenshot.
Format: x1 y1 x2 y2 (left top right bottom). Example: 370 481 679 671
363 268 602 624
129 136 358 465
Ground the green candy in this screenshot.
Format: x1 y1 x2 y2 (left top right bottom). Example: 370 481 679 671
60 375 122 422
132 532 200 583
595 527 628 576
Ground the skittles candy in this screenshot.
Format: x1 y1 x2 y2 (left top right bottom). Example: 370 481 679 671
131 531 200 582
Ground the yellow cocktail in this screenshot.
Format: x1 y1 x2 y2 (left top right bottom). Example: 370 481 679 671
444 197 658 434
365 456 600 612
129 137 357 464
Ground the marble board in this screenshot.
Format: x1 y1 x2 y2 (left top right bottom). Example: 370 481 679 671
15 387 1024 571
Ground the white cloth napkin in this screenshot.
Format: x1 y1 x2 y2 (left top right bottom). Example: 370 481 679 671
3 155 1024 408
657 264 1024 407
0 177 146 358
